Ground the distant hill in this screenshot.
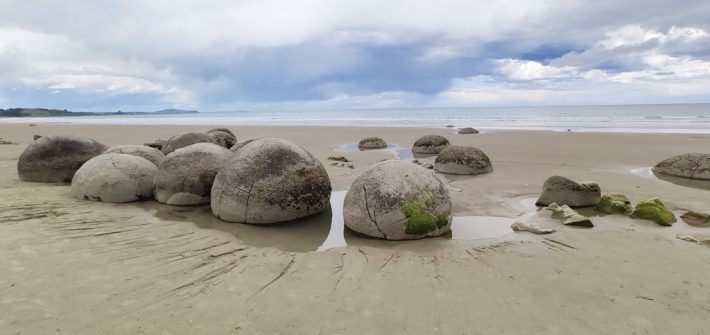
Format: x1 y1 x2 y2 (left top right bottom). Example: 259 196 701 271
0 108 199 117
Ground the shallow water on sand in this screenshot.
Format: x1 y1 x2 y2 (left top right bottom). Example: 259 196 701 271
136 192 533 252
335 143 433 160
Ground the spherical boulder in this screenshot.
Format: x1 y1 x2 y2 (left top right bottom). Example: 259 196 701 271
71 154 157 202
17 135 107 182
207 128 237 149
458 127 479 134
535 175 601 207
154 143 230 205
343 160 452 240
211 138 331 224
358 137 387 149
104 144 166 166
412 135 450 154
434 145 492 175
161 132 215 155
230 138 256 153
652 153 710 180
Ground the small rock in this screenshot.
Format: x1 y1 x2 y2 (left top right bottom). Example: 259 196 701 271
630 198 676 226
328 155 349 162
330 162 339 166
457 127 479 134
33 135 42 141
511 221 556 234
412 159 419 164
680 211 710 227
28 124 37 127
546 203 594 227
347 164 354 169
358 137 387 149
413 135 450 154
446 125 455 128
597 194 633 214
536 176 601 207
677 234 699 243
0 138 15 145
425 164 434 169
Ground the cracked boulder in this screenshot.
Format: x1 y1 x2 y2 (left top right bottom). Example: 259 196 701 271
358 137 387 149
104 144 166 166
71 154 157 203
343 160 452 240
161 132 216 155
211 138 331 224
412 135 450 154
434 145 492 175
18 135 107 182
155 143 230 205
535 175 601 207
207 128 237 149
652 153 710 180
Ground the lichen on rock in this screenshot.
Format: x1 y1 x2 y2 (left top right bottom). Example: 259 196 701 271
597 194 633 214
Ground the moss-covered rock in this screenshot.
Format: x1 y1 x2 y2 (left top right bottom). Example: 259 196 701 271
630 198 676 226
401 192 449 235
597 194 633 214
546 203 594 227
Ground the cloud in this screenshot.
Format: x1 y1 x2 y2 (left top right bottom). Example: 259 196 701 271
0 1 709 110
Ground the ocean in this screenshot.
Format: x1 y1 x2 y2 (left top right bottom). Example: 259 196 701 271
2 104 710 133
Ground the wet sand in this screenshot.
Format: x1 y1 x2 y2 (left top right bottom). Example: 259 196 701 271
1 123 709 334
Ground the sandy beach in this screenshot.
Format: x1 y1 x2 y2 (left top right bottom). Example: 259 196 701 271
1 123 709 334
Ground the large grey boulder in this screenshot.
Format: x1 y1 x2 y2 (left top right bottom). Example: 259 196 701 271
104 145 166 166
535 176 601 207
71 154 157 203
652 153 710 180
211 138 331 224
230 138 257 153
343 160 452 240
17 135 107 182
358 137 387 149
154 143 230 205
207 128 237 149
434 145 492 175
458 127 479 134
412 135 450 154
161 132 215 155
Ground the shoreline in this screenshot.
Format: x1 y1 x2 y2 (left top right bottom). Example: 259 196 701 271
1 123 709 334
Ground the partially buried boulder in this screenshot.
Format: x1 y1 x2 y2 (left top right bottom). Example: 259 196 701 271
104 144 166 166
630 198 676 226
680 211 710 227
434 145 492 175
71 154 157 203
211 138 332 224
535 176 601 207
207 128 237 149
17 135 107 182
154 143 230 205
358 137 387 149
343 160 452 240
458 127 479 134
652 153 710 180
161 132 215 155
412 135 450 154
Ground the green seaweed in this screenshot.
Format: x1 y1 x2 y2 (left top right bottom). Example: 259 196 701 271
401 192 450 235
630 198 676 226
597 194 633 214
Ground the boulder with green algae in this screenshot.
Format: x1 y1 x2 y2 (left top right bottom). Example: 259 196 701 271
630 198 676 226
344 160 452 240
546 203 594 227
597 194 633 214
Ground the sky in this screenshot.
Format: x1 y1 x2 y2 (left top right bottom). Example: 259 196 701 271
1 0 710 112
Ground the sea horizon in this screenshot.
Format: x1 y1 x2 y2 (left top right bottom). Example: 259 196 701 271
2 103 709 133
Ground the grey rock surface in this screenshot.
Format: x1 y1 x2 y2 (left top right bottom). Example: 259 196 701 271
161 132 215 155
412 135 450 154
535 176 601 207
434 145 492 175
71 154 157 202
652 153 710 180
104 145 166 166
17 135 107 182
211 138 332 224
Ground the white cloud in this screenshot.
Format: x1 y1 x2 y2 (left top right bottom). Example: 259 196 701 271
496 59 578 80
